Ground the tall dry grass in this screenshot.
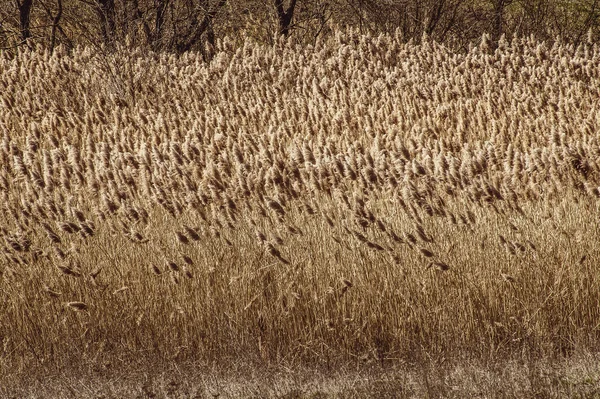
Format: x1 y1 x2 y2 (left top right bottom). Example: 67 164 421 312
0 32 599 376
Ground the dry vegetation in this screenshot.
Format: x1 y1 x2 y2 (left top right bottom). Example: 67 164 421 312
1 30 600 395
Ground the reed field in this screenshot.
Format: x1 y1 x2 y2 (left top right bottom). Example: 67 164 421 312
1 31 600 396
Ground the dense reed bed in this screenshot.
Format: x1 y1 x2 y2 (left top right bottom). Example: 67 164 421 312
1 31 599 386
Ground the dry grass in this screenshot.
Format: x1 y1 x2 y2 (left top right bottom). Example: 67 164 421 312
3 355 600 398
0 31 599 390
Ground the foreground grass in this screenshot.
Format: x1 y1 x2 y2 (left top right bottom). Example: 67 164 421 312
3 355 600 398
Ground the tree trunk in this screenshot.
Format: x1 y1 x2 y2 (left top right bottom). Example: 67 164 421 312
152 0 170 50
426 0 446 35
49 0 63 52
175 0 226 53
274 0 297 36
17 0 34 41
575 0 599 46
130 0 151 46
97 0 116 45
492 0 508 45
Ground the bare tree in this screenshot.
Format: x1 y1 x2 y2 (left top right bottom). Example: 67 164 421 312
152 0 169 49
97 0 116 45
39 0 63 51
2 0 600 54
16 0 34 42
491 0 513 45
174 0 227 54
575 0 600 45
425 0 445 35
274 0 297 35
513 0 549 39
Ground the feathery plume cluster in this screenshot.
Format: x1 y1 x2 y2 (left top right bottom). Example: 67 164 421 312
0 31 599 373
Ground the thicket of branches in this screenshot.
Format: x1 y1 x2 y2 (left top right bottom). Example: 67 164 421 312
1 0 599 55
